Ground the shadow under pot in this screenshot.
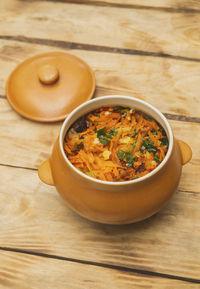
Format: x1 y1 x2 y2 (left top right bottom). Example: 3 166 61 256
38 95 192 225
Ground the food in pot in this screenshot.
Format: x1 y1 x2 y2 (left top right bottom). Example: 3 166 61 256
64 106 169 182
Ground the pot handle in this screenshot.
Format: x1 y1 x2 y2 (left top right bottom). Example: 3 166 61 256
38 159 55 186
177 140 192 165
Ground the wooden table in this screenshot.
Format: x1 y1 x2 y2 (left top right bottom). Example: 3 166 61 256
0 0 200 288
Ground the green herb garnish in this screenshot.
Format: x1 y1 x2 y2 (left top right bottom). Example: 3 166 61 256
132 129 137 137
96 127 118 145
160 137 169 148
154 155 160 162
98 135 110 145
108 128 117 137
130 140 136 153
96 127 106 137
117 150 127 160
152 130 158 135
125 152 133 167
74 141 83 147
96 128 109 144
117 150 133 167
96 128 110 145
142 139 157 153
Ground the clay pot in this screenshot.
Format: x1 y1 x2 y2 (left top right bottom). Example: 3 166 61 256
38 95 192 224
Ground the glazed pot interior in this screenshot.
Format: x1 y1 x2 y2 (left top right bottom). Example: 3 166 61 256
59 95 173 186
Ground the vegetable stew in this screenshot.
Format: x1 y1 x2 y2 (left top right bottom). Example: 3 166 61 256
64 106 169 182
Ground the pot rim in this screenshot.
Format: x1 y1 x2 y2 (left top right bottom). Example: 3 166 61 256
59 95 173 186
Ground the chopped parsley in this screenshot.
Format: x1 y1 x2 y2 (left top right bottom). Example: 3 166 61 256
160 137 169 148
108 128 117 137
96 127 117 145
98 135 110 145
141 139 157 153
151 130 158 135
132 129 137 137
74 141 83 147
154 155 160 162
117 150 126 160
130 140 136 152
125 152 133 167
117 141 136 168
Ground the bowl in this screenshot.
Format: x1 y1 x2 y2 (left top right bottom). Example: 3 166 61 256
38 95 192 224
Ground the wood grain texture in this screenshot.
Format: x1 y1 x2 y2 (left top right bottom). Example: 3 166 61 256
0 40 200 119
45 0 200 12
0 98 61 169
1 0 200 60
0 0 199 287
0 165 199 280
1 250 199 289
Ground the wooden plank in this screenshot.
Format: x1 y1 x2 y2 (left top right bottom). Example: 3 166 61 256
0 165 199 280
0 1 199 288
0 39 200 119
5 0 200 12
0 250 199 289
0 95 199 192
57 0 200 11
1 1 200 61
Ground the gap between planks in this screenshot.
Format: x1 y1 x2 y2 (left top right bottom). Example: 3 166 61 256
0 162 38 171
0 246 199 285
1 35 200 63
20 0 200 14
1 94 200 124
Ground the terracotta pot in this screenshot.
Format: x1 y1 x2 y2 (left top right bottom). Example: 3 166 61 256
38 95 192 224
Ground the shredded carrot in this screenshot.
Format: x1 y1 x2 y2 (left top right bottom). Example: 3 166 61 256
64 106 169 182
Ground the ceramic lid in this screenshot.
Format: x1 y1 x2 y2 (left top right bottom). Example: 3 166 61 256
6 52 95 122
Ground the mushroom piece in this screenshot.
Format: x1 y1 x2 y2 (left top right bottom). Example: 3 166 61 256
72 116 88 133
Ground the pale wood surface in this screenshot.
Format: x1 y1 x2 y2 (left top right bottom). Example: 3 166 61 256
0 40 200 118
60 0 200 11
1 1 200 60
1 250 200 289
0 0 200 288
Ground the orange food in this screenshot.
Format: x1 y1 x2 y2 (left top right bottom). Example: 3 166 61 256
64 106 169 182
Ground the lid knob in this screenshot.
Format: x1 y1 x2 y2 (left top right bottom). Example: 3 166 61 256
38 64 59 85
